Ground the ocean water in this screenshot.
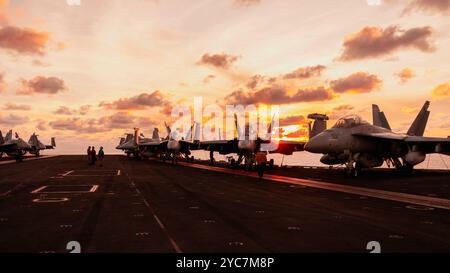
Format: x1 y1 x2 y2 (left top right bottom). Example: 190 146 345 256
191 150 450 171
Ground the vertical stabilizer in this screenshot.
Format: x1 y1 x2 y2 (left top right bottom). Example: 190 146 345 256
152 128 160 141
372 104 391 130
5 130 12 142
407 101 430 136
0 130 4 144
307 114 329 139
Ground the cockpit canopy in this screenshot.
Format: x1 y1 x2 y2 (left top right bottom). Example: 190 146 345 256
332 115 369 128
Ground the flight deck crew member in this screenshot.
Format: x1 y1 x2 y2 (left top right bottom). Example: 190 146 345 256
91 147 97 165
255 151 268 180
87 146 91 164
98 147 105 167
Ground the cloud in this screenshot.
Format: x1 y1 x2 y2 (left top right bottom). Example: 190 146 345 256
246 74 263 90
396 68 415 83
35 119 48 131
284 128 308 138
49 112 156 134
431 82 450 99
79 105 91 115
338 25 435 61
283 65 326 80
0 73 6 93
2 102 31 111
99 91 168 110
197 53 239 69
225 85 334 105
234 0 261 7
53 106 74 115
16 76 66 95
0 25 50 55
49 117 107 134
328 104 355 119
330 72 382 94
403 0 450 15
0 113 29 126
279 115 306 126
202 74 216 84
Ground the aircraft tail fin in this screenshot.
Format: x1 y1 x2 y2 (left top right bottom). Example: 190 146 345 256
234 113 243 140
51 137 56 147
5 130 12 142
307 113 329 139
152 128 160 141
28 133 38 146
193 122 201 142
372 104 391 130
164 122 172 140
119 137 126 145
0 130 3 145
407 101 430 136
134 128 140 145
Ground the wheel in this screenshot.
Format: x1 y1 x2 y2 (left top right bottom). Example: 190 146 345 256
190 156 194 162
230 158 236 167
269 159 274 168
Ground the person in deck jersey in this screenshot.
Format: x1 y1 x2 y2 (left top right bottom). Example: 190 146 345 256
255 151 268 180
98 147 105 167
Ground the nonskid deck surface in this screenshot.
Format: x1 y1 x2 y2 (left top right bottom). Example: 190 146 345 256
0 155 449 253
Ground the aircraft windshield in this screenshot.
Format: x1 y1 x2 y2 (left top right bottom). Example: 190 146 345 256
333 115 369 128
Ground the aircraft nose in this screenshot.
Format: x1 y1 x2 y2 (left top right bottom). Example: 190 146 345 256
305 136 320 153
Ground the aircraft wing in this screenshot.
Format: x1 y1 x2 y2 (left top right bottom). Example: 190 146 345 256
266 140 306 155
179 140 201 151
0 143 17 152
45 145 54 149
352 132 407 140
199 140 238 154
405 136 450 155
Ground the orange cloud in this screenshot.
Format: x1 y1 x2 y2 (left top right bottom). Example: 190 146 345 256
330 72 382 94
396 68 415 83
17 76 66 95
403 0 450 15
198 53 239 69
2 102 31 111
338 25 435 61
226 85 334 105
99 91 169 110
0 25 50 55
431 82 450 99
283 65 326 80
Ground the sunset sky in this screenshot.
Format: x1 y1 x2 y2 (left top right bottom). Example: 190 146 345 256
0 0 449 154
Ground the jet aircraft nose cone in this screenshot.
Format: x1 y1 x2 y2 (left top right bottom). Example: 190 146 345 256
305 137 320 153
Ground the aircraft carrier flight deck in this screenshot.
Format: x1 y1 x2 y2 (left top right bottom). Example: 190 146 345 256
0 155 449 253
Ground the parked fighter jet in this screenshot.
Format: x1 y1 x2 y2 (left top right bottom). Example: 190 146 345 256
199 114 325 168
0 130 31 162
116 128 153 158
138 122 201 164
304 101 450 176
27 133 56 157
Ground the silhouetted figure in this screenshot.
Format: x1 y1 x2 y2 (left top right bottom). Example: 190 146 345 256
90 147 97 165
255 151 268 180
98 146 105 167
87 146 91 164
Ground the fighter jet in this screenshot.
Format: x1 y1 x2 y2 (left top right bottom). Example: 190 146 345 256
304 101 450 176
27 133 56 157
0 130 32 162
138 122 201 164
116 128 152 158
199 114 325 168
